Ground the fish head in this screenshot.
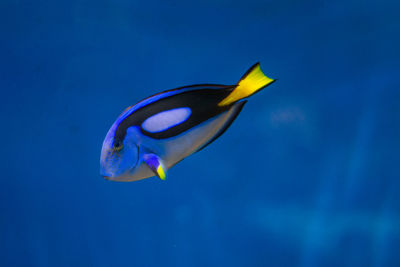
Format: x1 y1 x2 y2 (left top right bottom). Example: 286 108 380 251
100 123 139 181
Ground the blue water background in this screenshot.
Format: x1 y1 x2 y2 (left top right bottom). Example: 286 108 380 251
1 0 399 266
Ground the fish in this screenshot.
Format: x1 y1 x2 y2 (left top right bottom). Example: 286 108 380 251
100 63 276 182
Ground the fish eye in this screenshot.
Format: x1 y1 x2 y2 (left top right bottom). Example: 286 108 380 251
113 140 123 151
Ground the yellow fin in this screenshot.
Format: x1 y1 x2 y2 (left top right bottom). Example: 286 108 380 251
156 165 166 180
143 153 167 180
218 63 275 106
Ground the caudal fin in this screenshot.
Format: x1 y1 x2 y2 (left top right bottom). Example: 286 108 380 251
218 63 275 106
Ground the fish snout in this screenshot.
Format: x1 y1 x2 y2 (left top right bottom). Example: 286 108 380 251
100 165 115 180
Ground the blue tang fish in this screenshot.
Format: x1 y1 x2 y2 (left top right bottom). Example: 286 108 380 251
100 63 275 182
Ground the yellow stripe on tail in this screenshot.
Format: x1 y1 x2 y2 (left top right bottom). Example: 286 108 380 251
218 63 275 106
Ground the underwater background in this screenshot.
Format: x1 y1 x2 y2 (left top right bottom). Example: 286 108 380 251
1 0 399 266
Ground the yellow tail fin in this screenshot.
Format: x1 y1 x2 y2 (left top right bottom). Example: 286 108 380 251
218 63 275 106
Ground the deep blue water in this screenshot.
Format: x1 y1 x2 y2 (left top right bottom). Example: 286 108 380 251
1 0 399 266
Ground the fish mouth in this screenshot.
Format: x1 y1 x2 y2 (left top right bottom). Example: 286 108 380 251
101 171 136 182
100 167 114 180
102 175 125 182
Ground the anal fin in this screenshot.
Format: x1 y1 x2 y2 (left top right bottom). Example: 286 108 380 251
196 100 247 153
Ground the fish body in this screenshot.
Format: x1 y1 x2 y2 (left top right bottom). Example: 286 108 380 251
100 63 275 182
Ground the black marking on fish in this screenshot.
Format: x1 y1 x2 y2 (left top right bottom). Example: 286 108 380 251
114 85 235 141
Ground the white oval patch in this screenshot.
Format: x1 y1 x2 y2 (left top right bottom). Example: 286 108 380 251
142 107 192 133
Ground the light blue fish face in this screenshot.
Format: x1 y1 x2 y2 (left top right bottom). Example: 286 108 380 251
100 123 139 181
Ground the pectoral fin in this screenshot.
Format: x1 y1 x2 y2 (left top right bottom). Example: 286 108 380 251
143 153 167 180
